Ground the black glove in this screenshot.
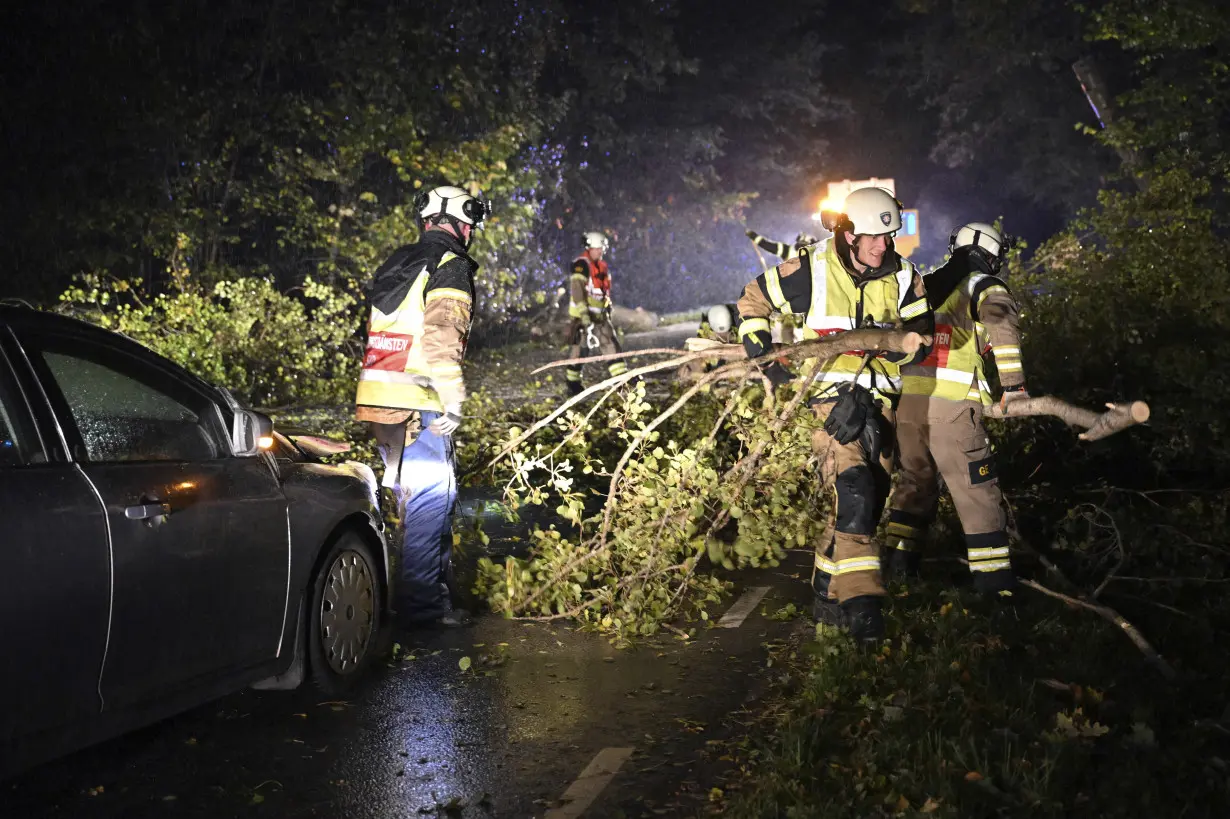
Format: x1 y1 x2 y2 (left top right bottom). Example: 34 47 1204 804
763 361 793 389
745 229 758 240
823 383 876 445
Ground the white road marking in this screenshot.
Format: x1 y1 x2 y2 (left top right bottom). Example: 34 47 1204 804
716 585 771 628
545 746 635 818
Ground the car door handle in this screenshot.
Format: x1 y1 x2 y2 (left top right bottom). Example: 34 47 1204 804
125 502 172 520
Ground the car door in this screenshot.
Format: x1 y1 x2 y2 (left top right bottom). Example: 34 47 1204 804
0 336 111 749
13 327 291 710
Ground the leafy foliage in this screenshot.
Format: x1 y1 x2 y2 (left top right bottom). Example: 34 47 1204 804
471 373 835 642
54 274 360 408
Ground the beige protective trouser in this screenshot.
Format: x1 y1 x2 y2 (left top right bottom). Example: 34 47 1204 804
887 407 1012 579
566 318 624 386
810 402 895 602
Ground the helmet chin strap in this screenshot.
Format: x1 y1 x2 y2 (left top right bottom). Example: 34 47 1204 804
426 215 473 248
849 234 894 273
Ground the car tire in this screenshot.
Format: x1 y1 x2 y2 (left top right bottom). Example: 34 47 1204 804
307 530 382 695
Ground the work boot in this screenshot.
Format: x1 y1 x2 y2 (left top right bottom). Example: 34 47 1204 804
883 548 921 586
565 380 584 397
395 607 473 630
428 608 473 628
812 594 846 628
841 596 885 645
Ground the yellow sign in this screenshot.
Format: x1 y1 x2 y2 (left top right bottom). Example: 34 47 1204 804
896 208 920 259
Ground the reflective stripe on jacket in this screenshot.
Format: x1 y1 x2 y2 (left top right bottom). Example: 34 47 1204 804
749 240 926 402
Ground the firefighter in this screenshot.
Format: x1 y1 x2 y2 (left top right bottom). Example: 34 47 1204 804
746 229 819 261
700 303 739 344
565 231 625 395
680 303 741 380
885 222 1025 596
355 184 490 628
737 187 933 642
746 231 813 345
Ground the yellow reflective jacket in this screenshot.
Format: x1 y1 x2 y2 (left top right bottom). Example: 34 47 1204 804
356 236 477 415
737 238 932 404
898 251 1025 421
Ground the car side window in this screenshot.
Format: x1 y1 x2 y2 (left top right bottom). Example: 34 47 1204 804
24 336 227 464
0 357 40 466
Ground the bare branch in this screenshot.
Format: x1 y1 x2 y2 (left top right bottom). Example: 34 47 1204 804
1019 579 1176 680
986 396 1151 441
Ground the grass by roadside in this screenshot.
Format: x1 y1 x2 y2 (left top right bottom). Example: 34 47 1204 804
708 576 1230 818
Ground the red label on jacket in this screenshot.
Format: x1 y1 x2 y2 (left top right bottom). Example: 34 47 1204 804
364 331 413 370
921 323 952 367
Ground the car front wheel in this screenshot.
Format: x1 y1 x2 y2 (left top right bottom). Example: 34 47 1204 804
308 531 382 694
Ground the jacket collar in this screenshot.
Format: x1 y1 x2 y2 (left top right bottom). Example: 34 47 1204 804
420 226 470 258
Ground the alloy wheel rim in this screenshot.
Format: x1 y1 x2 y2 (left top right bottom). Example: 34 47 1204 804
319 549 376 675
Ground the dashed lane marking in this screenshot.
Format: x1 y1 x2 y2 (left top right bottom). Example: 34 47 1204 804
716 585 771 628
545 746 635 818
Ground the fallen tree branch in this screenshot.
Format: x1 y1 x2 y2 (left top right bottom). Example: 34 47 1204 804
493 329 922 468
531 329 923 378
531 348 702 374
485 330 923 623
1019 579 1176 680
985 396 1150 441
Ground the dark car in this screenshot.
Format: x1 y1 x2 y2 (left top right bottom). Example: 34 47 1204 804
0 305 391 778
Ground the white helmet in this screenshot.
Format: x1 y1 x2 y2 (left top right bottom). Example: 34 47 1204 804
414 185 491 229
950 221 1002 256
706 304 732 334
949 220 1008 270
839 187 902 235
583 231 609 251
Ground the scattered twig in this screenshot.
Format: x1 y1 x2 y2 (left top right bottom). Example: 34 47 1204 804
1150 524 1230 557
1073 502 1125 600
531 348 707 374
1104 591 1194 620
1019 578 1176 680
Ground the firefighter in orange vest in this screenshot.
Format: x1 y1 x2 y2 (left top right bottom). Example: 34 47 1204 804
885 222 1025 597
565 231 626 395
355 184 490 628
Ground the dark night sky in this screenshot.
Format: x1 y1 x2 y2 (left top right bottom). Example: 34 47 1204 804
687 0 1084 267
0 0 1105 309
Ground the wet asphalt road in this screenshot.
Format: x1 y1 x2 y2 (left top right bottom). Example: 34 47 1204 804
4 324 820 819
4 560 811 818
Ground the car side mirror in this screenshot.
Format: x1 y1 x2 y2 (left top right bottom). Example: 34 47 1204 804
231 409 274 457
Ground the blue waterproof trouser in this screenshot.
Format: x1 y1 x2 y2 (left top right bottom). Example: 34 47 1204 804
376 412 456 621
